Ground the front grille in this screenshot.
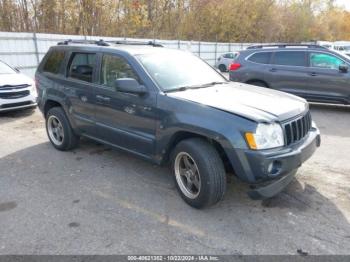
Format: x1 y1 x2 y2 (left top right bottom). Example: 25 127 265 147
0 84 30 91
0 101 32 108
283 111 312 146
0 90 30 99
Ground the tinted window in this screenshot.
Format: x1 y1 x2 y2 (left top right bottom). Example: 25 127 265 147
68 53 96 83
100 55 139 88
310 53 344 69
223 53 236 59
273 51 306 66
248 52 271 64
43 50 65 74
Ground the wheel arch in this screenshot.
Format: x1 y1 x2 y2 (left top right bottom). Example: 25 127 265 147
44 99 63 117
162 131 235 173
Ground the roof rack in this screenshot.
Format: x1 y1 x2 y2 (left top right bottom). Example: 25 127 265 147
246 44 327 49
108 40 163 47
57 39 110 46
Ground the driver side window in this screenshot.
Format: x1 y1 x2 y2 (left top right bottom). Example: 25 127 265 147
100 55 139 88
310 53 344 70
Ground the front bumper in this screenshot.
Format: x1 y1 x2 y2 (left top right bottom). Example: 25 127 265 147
226 127 321 199
0 93 37 112
0 101 37 112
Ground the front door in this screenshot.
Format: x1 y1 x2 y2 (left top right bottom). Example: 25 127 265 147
304 52 350 103
94 53 157 158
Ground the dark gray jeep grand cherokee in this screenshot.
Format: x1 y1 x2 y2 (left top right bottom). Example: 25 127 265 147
36 40 321 208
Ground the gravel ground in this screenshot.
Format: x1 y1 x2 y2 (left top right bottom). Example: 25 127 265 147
0 103 349 255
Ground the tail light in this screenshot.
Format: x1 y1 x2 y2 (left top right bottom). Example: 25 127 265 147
229 63 241 71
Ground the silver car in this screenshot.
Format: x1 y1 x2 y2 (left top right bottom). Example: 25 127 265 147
0 60 37 112
215 52 238 72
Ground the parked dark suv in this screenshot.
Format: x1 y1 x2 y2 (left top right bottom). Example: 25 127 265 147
36 40 320 208
229 44 350 105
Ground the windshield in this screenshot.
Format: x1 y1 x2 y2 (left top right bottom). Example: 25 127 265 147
137 51 226 92
0 61 16 74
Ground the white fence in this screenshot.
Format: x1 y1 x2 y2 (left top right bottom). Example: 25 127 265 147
0 31 260 77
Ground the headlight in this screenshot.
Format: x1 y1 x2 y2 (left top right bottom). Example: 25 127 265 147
30 82 37 96
245 123 284 150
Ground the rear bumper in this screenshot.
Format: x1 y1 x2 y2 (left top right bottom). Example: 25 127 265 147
226 127 321 199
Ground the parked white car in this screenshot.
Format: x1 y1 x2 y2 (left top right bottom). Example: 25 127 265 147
0 60 37 112
215 52 238 72
332 41 350 57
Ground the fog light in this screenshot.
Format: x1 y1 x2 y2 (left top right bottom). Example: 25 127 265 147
267 161 282 177
267 162 274 173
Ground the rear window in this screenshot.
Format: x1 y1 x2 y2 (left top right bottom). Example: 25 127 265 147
43 50 65 74
223 53 237 59
248 52 271 64
273 51 306 67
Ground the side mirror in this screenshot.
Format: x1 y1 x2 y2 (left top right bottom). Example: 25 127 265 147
115 78 147 95
339 64 348 73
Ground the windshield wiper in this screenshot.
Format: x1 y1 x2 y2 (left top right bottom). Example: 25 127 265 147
164 81 228 93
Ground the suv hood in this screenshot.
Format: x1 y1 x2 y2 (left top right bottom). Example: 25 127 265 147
167 82 308 122
0 73 33 87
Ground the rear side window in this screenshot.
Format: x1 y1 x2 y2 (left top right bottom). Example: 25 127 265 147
248 52 271 64
43 50 65 74
273 51 306 67
68 53 96 83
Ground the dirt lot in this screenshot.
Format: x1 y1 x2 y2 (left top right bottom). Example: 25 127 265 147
0 104 349 255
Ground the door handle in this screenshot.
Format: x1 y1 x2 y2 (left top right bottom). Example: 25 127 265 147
269 68 277 72
96 95 111 102
309 72 317 76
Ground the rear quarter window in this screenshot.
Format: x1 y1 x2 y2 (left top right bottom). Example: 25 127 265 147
43 50 65 74
247 52 271 64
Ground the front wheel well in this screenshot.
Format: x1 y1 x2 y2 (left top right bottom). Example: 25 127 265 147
164 131 234 173
44 100 62 117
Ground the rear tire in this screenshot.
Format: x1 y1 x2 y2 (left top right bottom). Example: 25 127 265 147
218 64 227 72
171 138 226 209
46 107 79 151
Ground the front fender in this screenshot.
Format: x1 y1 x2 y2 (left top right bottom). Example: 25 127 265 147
155 95 257 164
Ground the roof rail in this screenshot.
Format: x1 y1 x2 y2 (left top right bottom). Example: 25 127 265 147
108 40 163 47
57 39 110 46
246 44 327 50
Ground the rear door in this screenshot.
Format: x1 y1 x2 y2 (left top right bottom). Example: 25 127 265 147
60 51 97 135
267 51 309 94
94 53 157 158
305 52 350 103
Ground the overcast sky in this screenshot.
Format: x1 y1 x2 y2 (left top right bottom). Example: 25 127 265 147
336 0 350 10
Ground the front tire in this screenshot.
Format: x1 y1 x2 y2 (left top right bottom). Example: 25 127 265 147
46 107 79 151
171 138 226 208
